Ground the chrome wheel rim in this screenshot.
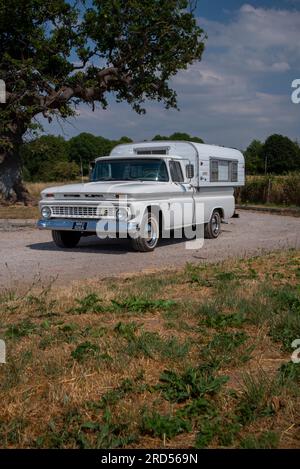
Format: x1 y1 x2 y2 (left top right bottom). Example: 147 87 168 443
212 214 220 236
146 219 158 247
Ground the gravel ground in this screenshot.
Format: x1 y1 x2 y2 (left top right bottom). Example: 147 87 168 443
0 210 299 289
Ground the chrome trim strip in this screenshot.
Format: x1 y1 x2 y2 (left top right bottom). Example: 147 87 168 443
37 219 138 235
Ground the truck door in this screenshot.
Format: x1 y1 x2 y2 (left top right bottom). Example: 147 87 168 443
169 160 194 230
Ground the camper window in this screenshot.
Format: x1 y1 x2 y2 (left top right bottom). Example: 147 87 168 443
210 159 238 182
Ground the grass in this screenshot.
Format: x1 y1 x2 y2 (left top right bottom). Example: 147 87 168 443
0 249 299 448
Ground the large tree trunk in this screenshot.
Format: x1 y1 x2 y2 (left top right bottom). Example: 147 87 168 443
0 136 32 205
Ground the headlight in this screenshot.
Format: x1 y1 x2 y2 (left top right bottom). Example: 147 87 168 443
116 207 128 221
41 206 51 219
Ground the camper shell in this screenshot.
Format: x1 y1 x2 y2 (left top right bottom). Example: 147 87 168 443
109 141 245 188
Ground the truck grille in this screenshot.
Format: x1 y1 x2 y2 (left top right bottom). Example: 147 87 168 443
50 205 115 219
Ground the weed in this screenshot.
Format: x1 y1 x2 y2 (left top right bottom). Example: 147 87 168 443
161 337 191 360
71 341 103 362
269 313 300 351
81 408 138 448
82 325 107 338
122 331 190 360
0 417 28 446
237 372 278 425
141 411 191 439
277 361 300 394
201 331 250 368
5 320 37 339
215 271 237 282
114 321 139 340
157 367 228 403
201 312 246 329
240 431 279 449
195 413 241 448
72 294 103 314
26 294 57 317
111 296 176 314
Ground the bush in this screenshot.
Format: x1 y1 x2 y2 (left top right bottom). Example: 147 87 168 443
237 173 300 206
38 161 80 182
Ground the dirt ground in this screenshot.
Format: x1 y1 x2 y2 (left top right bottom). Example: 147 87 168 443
0 210 299 289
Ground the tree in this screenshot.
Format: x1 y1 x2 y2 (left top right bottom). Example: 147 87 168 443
244 139 264 174
68 133 112 174
262 134 300 174
152 132 204 143
0 0 205 203
68 133 133 174
21 135 69 181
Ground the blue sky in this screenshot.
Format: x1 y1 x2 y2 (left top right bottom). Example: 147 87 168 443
42 1 300 150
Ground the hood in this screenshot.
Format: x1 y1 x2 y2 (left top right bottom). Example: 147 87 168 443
42 180 172 196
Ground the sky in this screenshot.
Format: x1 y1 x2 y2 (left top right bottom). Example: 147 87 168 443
42 1 300 150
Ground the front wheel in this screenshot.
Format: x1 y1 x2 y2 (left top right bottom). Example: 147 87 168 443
204 210 222 239
131 212 159 252
52 230 81 248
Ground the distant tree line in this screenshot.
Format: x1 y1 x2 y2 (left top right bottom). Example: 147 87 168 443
21 131 300 182
21 132 204 181
245 134 300 175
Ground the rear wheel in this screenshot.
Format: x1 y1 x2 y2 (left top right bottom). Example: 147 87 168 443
52 230 81 248
204 210 222 239
131 212 159 252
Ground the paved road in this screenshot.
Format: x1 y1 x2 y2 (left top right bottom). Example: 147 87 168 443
0 211 299 289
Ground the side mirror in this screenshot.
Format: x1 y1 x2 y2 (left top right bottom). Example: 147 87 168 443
186 164 194 179
89 161 95 180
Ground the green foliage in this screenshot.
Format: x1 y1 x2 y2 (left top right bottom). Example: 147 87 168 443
42 407 137 449
152 132 204 143
122 330 190 360
72 293 104 314
71 341 101 362
238 173 300 206
263 134 300 174
237 372 277 425
0 0 205 196
268 286 300 351
201 331 250 368
277 361 300 386
114 321 139 341
111 296 176 314
141 411 191 439
68 133 133 175
5 320 37 339
244 139 264 175
21 135 77 182
157 367 228 403
243 135 300 175
201 312 246 328
240 431 279 449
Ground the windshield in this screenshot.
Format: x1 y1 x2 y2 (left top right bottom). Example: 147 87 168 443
91 158 169 182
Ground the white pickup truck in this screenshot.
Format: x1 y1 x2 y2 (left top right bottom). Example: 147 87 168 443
38 141 245 252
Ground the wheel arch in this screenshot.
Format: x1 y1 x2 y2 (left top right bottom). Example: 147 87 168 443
209 207 224 221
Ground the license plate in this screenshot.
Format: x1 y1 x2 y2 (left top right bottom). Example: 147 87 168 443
73 221 87 231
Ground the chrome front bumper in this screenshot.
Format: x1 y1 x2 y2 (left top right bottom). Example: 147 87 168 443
37 219 139 237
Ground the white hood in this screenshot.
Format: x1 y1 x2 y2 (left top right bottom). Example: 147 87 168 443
42 180 174 197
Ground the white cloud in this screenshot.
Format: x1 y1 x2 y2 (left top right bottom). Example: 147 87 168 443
42 3 300 149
